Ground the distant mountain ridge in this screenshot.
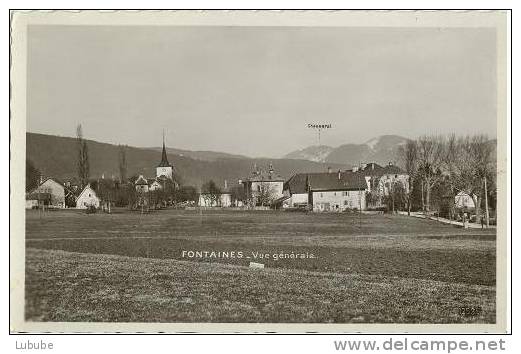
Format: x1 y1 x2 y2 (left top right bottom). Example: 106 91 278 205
284 135 409 166
146 147 248 162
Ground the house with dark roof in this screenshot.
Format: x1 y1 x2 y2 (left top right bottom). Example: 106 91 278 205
283 162 409 212
284 169 369 212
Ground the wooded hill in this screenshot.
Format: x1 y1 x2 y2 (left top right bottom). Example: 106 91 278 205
26 132 348 188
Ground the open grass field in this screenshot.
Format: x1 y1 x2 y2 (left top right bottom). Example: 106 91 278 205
25 208 496 323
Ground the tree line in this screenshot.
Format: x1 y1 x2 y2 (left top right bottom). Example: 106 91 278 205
398 134 496 225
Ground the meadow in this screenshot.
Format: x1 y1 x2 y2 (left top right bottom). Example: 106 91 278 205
25 208 496 323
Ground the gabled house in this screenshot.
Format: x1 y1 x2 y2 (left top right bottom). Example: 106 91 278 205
284 170 368 212
455 191 476 209
134 175 149 193
75 184 100 209
26 177 66 209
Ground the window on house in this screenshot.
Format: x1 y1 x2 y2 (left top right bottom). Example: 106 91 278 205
343 191 348 196
320 193 323 198
344 200 348 206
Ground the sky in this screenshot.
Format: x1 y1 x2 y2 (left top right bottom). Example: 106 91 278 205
26 25 497 158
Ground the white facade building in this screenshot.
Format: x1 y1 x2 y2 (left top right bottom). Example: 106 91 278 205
241 164 285 207
284 170 368 212
311 190 366 212
27 178 65 208
455 191 476 209
76 185 100 209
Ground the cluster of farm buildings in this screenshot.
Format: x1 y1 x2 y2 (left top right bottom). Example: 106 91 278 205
26 140 476 212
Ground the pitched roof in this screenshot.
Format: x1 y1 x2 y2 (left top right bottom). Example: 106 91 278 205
285 171 367 194
380 164 405 175
245 171 285 182
77 184 99 200
359 163 405 176
39 177 65 188
135 175 148 186
157 140 172 168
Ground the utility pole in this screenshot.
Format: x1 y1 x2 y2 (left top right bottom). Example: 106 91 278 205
484 177 490 228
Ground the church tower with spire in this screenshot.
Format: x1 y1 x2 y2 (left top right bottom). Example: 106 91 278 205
156 131 173 180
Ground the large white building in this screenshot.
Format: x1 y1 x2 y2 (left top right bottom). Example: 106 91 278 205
241 164 284 207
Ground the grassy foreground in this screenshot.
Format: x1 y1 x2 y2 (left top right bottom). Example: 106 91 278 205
25 209 496 323
26 248 495 323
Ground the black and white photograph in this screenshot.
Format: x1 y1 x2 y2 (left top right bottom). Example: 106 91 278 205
9 10 509 333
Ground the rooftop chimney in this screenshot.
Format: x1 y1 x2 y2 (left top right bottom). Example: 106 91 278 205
338 170 341 180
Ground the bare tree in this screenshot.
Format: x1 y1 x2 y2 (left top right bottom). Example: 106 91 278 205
452 135 494 225
201 180 222 207
76 124 90 188
256 182 275 207
440 134 460 219
118 144 128 183
399 139 418 215
416 135 444 213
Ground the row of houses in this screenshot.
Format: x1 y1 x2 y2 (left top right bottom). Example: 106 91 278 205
197 161 413 211
241 162 410 212
25 178 100 209
26 134 474 212
26 136 178 210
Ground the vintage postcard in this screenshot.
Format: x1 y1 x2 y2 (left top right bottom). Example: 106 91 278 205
9 10 509 333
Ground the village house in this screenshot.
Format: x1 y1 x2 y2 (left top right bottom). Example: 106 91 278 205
241 164 284 207
135 175 150 193
75 184 100 209
284 169 368 212
455 191 476 209
361 162 409 208
25 177 66 209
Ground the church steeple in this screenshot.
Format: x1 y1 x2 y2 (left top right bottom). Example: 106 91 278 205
158 130 171 168
156 131 174 181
